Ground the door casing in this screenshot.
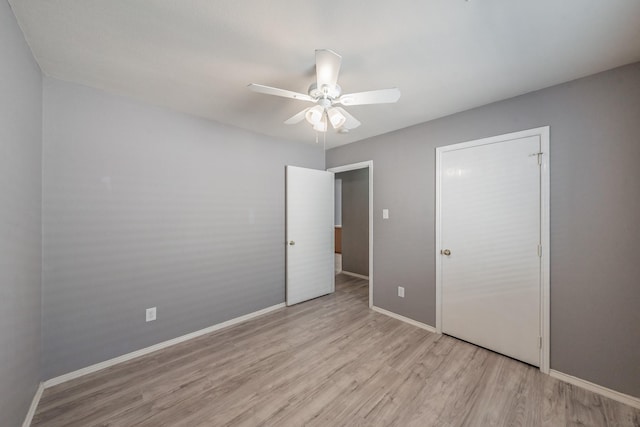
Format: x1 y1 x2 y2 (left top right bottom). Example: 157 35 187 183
435 127 550 373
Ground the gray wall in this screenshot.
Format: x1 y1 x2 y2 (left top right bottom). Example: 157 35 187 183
42 78 324 379
326 62 640 398
336 169 369 276
0 1 43 425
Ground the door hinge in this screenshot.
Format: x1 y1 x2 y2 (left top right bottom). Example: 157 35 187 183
538 337 542 349
529 152 543 165
537 245 542 257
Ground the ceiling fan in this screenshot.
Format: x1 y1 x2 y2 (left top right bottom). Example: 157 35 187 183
248 49 400 133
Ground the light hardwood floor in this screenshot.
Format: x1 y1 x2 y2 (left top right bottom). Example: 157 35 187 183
33 274 639 426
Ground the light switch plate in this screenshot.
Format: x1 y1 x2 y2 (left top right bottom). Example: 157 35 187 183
383 209 389 219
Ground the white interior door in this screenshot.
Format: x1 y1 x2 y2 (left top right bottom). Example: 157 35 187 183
439 135 542 366
286 166 335 306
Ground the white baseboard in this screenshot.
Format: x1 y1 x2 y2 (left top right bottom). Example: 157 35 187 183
22 382 44 427
341 270 369 280
550 369 640 409
43 303 286 389
372 306 437 333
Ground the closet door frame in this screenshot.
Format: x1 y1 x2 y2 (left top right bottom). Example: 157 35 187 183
435 126 550 373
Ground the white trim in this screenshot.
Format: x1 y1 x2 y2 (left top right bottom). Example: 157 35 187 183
539 127 551 374
328 160 374 308
435 144 443 331
328 161 371 174
43 303 285 388
550 370 640 410
435 126 551 374
22 382 44 427
341 270 369 280
372 306 437 333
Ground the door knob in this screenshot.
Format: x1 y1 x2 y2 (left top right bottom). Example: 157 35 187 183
441 249 451 256
289 241 296 246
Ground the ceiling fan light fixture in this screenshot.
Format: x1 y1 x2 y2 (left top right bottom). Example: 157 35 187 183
327 107 346 129
305 105 324 124
313 115 328 132
249 49 400 138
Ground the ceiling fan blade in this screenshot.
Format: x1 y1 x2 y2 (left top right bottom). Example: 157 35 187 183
335 107 361 129
315 49 342 89
248 84 314 102
338 88 401 106
284 108 310 125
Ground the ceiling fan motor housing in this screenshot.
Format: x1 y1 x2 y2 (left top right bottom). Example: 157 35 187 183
308 83 341 101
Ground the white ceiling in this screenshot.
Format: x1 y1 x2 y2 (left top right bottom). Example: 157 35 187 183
9 0 640 149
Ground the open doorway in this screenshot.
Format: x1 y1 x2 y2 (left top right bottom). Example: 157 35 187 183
327 161 373 308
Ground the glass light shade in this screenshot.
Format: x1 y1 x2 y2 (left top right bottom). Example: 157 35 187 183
313 115 328 132
327 108 346 129
305 105 324 124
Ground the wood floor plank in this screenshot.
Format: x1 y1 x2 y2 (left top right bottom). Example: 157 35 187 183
33 274 640 427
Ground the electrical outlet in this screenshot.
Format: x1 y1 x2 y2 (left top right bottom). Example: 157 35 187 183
398 286 405 298
146 307 157 322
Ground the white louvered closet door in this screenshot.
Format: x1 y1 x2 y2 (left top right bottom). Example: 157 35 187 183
440 135 541 366
286 166 335 306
